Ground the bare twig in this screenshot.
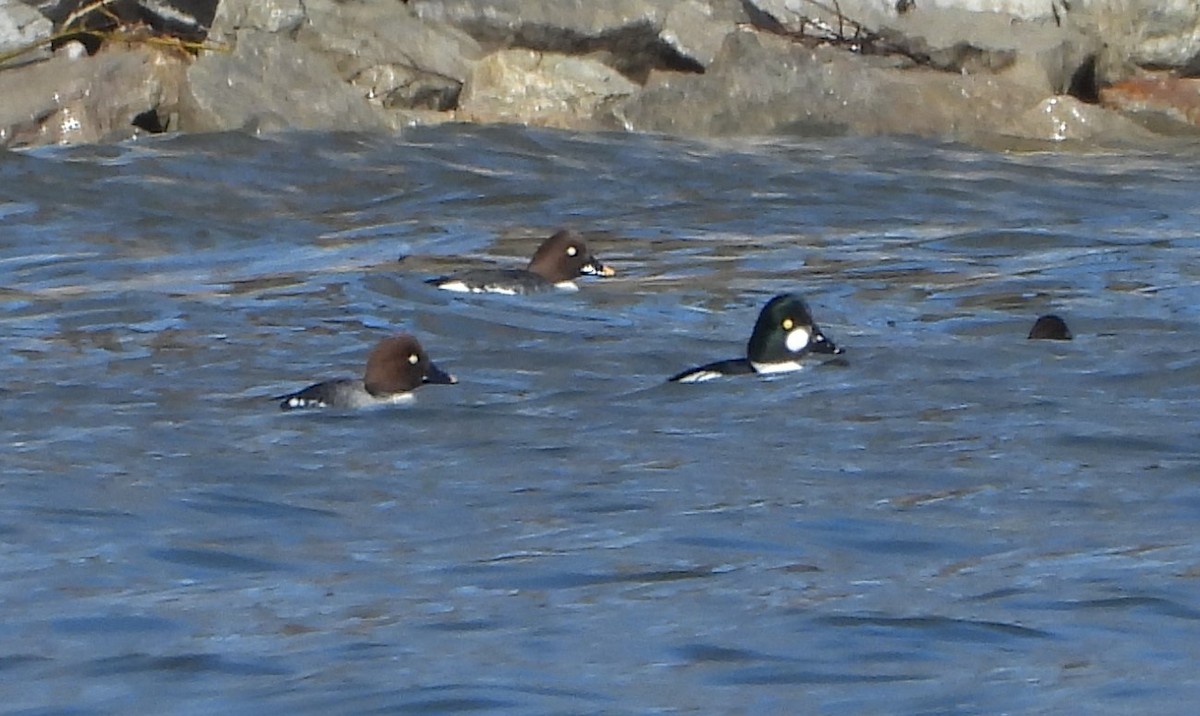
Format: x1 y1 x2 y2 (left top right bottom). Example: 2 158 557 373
0 5 227 69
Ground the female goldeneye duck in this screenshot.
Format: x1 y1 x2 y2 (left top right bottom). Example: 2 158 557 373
668 293 843 383
429 229 616 295
275 334 457 410
1028 314 1072 340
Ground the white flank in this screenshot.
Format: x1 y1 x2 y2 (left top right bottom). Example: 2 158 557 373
438 281 518 295
287 397 325 409
750 361 804 375
437 280 474 293
346 391 416 409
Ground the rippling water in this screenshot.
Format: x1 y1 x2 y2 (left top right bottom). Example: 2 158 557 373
3 126 1199 713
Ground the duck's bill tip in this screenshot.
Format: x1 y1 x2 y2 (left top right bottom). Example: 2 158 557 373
425 364 458 385
582 260 615 277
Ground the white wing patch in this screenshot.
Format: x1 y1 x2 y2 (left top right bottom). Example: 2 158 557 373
785 327 811 353
675 370 723 383
553 280 580 292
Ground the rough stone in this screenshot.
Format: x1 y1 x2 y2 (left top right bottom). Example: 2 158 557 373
0 0 51 62
410 0 670 40
209 0 306 37
300 0 481 82
0 43 186 147
619 28 1048 138
346 63 462 111
408 0 744 80
459 48 640 130
181 29 390 133
1003 95 1159 143
379 69 462 112
1072 0 1200 79
659 0 743 68
745 0 1095 96
1099 75 1200 133
3 0 1200 147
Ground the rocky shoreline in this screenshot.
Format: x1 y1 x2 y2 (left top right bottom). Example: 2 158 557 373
1 0 1199 148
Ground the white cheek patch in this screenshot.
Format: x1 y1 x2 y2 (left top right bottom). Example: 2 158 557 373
785 327 811 353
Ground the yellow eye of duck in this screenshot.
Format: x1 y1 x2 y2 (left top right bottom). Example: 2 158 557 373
566 246 578 256
408 353 419 365
782 318 794 330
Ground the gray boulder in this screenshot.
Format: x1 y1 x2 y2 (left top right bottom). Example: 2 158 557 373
0 0 51 63
408 0 747 80
295 0 480 112
744 0 1096 96
181 29 390 133
0 44 186 147
620 28 1051 138
1066 0 1200 85
209 0 306 36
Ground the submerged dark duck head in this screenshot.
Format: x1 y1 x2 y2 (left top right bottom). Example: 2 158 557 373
1027 314 1072 341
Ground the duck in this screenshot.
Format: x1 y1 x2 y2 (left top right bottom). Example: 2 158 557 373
669 293 842 383
429 229 615 295
275 334 456 410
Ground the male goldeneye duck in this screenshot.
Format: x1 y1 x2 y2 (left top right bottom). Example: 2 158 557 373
1027 314 1072 340
275 334 456 410
429 229 615 295
668 293 843 383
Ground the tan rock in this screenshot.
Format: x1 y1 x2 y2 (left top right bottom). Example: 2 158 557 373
1003 95 1157 142
459 49 639 129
